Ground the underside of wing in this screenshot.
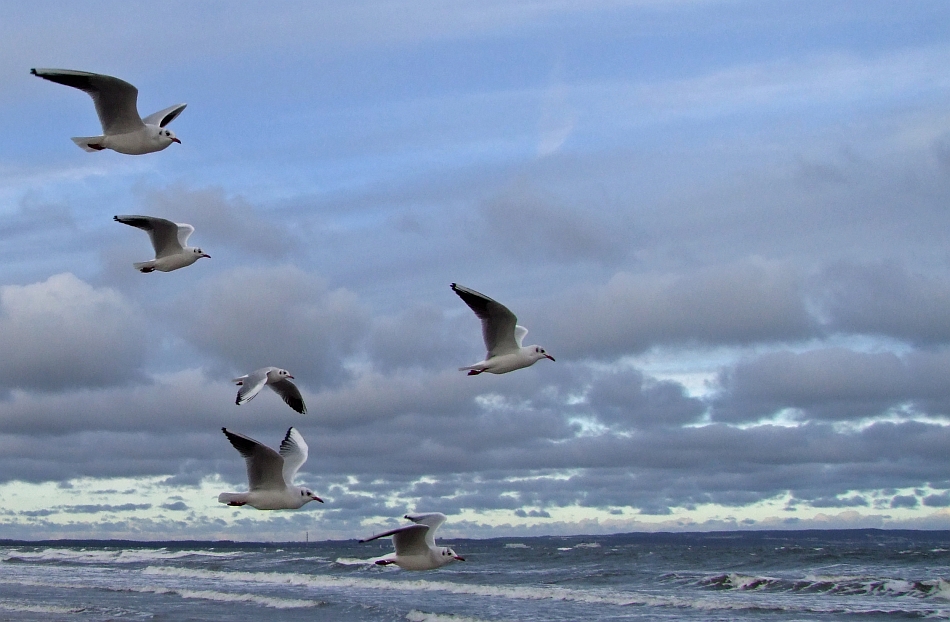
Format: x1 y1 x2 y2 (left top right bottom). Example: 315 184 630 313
114 215 183 257
175 223 195 248
361 524 430 556
450 283 519 356
142 103 187 127
235 370 268 405
32 68 143 135
278 427 309 484
221 428 286 490
514 325 528 348
270 378 307 414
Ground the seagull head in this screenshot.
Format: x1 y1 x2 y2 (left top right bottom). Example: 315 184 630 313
531 346 555 363
442 547 465 562
161 128 181 145
277 369 294 380
192 247 210 259
300 487 324 503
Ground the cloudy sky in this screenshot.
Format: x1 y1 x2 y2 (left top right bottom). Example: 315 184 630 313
2 1 950 541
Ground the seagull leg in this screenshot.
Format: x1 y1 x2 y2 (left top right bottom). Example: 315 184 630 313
227 501 246 507
88 144 105 151
467 369 483 376
374 559 395 566
138 266 155 273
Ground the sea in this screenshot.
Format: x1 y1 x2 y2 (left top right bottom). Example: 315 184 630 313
0 529 948 621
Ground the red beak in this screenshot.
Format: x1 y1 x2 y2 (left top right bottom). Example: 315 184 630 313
288 375 294 379
172 137 182 144
312 495 324 503
201 253 210 258
545 354 555 362
454 555 466 561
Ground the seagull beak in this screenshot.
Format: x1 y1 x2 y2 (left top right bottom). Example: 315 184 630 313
287 375 295 379
201 253 211 259
172 137 181 144
312 495 324 503
545 354 555 362
454 555 466 561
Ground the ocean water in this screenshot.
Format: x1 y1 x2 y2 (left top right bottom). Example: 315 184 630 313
0 529 948 621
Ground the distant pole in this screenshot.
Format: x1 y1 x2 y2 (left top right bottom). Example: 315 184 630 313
306 530 309 543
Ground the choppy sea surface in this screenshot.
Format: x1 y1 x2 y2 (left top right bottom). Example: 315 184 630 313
0 529 949 621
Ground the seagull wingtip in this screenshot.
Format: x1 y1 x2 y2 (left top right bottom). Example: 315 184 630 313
29 68 37 75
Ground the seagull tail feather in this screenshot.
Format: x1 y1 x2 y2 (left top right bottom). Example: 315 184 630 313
71 136 106 152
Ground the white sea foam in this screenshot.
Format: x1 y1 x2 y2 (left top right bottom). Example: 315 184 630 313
0 600 87 614
0 575 321 609
406 609 499 622
574 542 601 549
137 566 950 617
2 547 239 564
503 543 529 549
174 589 320 609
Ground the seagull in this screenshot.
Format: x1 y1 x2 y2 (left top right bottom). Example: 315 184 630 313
451 283 554 375
31 68 186 155
360 513 465 570
114 215 209 273
234 367 306 415
218 427 323 510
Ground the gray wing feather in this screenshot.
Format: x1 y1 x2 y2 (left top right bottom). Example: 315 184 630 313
451 283 519 356
221 428 285 491
114 215 184 258
32 68 144 134
142 103 187 127
270 378 307 414
405 512 447 547
360 524 430 556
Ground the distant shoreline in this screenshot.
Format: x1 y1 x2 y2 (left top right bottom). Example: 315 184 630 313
3 527 950 546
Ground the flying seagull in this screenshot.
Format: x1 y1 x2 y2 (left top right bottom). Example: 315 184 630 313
451 283 554 375
234 367 306 415
31 68 185 155
360 512 465 570
218 427 323 510
114 215 209 273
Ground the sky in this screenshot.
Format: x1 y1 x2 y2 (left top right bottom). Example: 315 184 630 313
1 0 950 541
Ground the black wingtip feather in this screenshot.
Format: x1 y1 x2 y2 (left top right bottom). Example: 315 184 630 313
30 68 37 76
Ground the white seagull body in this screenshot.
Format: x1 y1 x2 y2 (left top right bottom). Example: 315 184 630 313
218 427 323 510
234 367 306 414
114 215 209 273
451 283 554 375
31 68 186 155
360 513 465 570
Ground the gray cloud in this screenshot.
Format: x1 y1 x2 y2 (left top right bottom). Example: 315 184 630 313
475 184 629 264
141 185 299 259
817 261 950 345
176 266 368 387
0 273 147 392
3 1 950 539
710 347 950 423
586 367 706 428
537 260 818 360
